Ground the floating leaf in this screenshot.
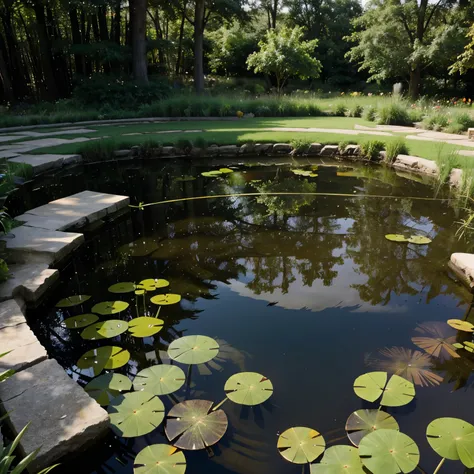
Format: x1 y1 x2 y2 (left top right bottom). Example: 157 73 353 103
277 427 326 464
128 317 164 337
81 320 129 340
138 279 170 291
359 429 420 474
426 418 474 468
366 347 443 387
56 295 91 308
454 341 474 353
310 445 365 474
85 373 132 406
201 171 222 177
224 372 273 406
447 319 474 333
174 175 196 182
108 391 165 438
353 372 415 407
135 289 145 295
62 313 98 329
165 399 228 450
77 346 130 376
134 444 186 474
150 294 181 306
168 335 219 365
133 365 186 395
91 301 129 315
407 235 432 245
411 322 459 360
345 409 399 447
219 168 234 173
385 234 408 243
108 282 136 293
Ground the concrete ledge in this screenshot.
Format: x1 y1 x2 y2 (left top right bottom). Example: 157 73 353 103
8 154 82 175
0 299 26 328
450 253 474 290
392 154 439 177
0 359 109 472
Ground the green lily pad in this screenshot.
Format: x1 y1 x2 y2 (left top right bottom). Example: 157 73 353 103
168 335 219 365
63 313 98 329
108 391 165 438
134 444 186 474
128 317 164 337
133 365 186 395
345 409 399 447
447 319 474 332
108 282 136 293
77 346 130 376
385 234 408 243
407 235 432 245
359 429 420 474
84 373 132 406
224 372 273 406
81 320 129 340
138 279 170 291
310 445 366 474
219 168 234 173
165 399 228 450
277 427 326 464
91 301 129 315
150 294 181 305
56 295 91 308
454 341 474 353
174 175 196 182
426 418 474 468
201 171 222 177
353 372 415 407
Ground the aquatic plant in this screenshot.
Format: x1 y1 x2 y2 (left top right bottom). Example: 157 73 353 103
55 295 91 308
168 335 219 365
447 319 474 332
77 346 130 376
62 313 98 329
411 322 459 360
91 301 129 315
134 445 186 474
345 409 399 447
81 320 129 340
133 365 186 395
128 317 164 337
385 234 432 244
278 427 325 464
84 373 132 406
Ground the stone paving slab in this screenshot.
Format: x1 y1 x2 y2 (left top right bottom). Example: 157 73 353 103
450 253 474 287
1 226 84 265
0 263 59 303
457 150 474 157
0 359 109 472
0 321 47 372
10 128 95 137
0 135 23 143
8 153 82 175
0 299 26 328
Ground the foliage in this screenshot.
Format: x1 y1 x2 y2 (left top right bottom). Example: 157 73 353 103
247 26 322 92
362 106 377 122
333 103 347 117
385 139 409 163
290 138 312 155
360 140 385 160
348 104 363 117
377 103 412 126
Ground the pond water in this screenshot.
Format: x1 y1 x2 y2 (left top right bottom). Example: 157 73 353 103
26 158 474 474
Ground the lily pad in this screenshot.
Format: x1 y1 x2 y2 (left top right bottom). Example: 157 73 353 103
138 279 170 291
81 320 129 340
85 373 132 406
63 313 98 329
359 429 420 474
91 301 129 315
201 171 222 177
108 282 136 293
353 372 415 407
407 235 432 245
345 409 399 447
454 341 474 353
133 365 186 395
310 445 365 474
426 417 474 468
135 289 145 295
77 346 130 376
168 335 219 365
219 168 234 173
165 399 228 450
447 319 474 332
224 372 273 406
128 317 164 337
56 295 91 308
277 427 326 464
108 391 165 438
175 175 196 182
150 294 181 305
385 234 408 243
134 444 186 474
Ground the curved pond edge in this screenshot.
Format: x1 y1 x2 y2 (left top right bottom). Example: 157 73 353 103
0 144 472 471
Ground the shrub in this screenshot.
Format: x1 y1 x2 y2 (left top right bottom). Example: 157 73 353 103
408 108 424 123
423 112 449 130
176 139 193 153
385 138 409 163
360 140 386 161
255 105 271 117
377 103 411 126
338 141 350 153
451 112 474 132
290 138 312 155
333 103 347 117
446 123 466 135
0 258 9 283
363 106 377 122
348 105 363 118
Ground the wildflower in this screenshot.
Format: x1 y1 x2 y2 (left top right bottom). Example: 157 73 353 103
463 98 467 103
341 92 345 95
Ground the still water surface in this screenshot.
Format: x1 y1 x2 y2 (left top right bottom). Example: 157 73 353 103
27 159 474 473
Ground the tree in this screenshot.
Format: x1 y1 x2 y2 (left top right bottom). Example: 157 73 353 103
451 23 474 74
130 0 149 83
246 25 321 92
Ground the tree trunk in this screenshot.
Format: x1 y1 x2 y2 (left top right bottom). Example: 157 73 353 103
98 6 109 41
175 2 187 75
69 8 84 75
271 0 278 28
0 32 13 103
130 0 148 83
193 0 205 93
113 0 121 45
408 66 421 100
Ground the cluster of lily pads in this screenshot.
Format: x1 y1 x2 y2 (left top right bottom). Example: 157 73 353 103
385 234 432 245
201 168 234 178
291 168 318 178
277 371 474 473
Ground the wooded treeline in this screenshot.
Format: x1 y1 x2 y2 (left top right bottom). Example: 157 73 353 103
0 0 474 104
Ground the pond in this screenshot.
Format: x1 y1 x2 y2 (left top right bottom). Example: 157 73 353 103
26 158 474 474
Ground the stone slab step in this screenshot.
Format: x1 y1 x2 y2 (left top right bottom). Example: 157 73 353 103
0 299 26 328
16 190 130 231
8 153 82 175
392 154 439 177
0 359 109 472
0 226 84 265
